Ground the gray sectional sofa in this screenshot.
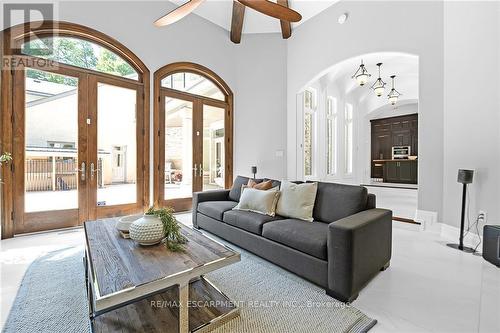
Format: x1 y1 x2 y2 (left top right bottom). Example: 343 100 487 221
192 176 392 302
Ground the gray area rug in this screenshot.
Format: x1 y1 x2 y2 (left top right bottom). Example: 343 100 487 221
3 239 376 333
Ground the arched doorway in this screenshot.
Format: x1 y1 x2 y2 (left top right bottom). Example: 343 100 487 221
295 52 420 222
153 62 233 212
1 21 150 237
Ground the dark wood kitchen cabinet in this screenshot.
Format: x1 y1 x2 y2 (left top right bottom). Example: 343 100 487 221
384 160 418 184
371 114 418 183
371 114 418 178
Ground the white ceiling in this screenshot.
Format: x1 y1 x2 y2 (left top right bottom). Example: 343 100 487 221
168 0 339 34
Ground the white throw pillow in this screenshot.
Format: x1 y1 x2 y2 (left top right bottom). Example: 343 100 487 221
233 187 280 216
276 181 318 222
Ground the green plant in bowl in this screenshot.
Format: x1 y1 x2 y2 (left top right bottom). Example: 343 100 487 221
145 207 187 251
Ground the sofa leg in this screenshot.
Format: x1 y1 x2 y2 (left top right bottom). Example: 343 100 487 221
325 288 358 303
380 261 390 271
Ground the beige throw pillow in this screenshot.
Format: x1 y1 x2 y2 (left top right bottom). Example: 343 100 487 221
276 181 318 222
233 187 280 216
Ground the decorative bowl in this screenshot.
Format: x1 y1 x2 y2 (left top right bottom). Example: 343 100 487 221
116 215 142 233
129 214 165 246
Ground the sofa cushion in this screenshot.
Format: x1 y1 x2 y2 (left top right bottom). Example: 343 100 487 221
229 176 263 202
246 179 273 190
223 210 282 235
310 182 368 223
198 201 238 221
233 187 280 216
262 219 328 260
276 181 318 222
263 178 281 189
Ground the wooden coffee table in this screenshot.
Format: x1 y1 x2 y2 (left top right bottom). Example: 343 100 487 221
84 218 241 333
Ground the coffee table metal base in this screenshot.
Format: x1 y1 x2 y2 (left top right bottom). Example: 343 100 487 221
89 276 239 333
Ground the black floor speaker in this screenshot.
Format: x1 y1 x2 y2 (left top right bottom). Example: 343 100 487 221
483 225 500 267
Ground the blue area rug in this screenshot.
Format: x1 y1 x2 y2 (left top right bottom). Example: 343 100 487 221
3 242 376 333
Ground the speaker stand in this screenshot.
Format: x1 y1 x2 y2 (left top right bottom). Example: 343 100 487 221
446 243 475 253
446 183 476 253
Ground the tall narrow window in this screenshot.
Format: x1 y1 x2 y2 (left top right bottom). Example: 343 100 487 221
345 103 354 174
303 88 316 177
326 97 338 175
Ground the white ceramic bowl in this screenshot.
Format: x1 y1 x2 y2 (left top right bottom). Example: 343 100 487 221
116 215 142 232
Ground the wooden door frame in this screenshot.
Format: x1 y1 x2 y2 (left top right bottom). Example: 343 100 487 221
1 21 150 238
11 59 89 234
88 75 146 220
153 62 234 210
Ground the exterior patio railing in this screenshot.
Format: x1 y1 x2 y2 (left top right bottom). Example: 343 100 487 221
25 158 77 192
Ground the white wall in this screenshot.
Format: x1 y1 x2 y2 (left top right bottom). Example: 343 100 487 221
443 1 500 227
287 1 444 220
233 34 287 179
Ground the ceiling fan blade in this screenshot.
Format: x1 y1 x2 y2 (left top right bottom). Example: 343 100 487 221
154 0 205 27
237 0 302 22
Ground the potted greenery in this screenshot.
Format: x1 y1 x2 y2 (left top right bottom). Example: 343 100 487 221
129 206 187 251
0 152 12 183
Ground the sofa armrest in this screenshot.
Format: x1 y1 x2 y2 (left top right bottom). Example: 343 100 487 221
327 208 392 302
192 190 230 228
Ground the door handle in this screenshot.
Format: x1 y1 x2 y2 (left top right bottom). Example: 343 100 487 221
90 162 101 181
193 164 198 176
76 162 86 182
199 163 203 178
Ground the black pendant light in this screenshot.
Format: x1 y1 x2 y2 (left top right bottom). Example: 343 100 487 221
388 75 402 105
370 63 386 97
351 59 371 86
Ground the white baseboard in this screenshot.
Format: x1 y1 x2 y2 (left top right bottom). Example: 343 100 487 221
440 223 482 250
415 210 438 231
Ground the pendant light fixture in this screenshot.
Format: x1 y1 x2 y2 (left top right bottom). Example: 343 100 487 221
370 63 386 97
352 59 371 86
388 75 402 105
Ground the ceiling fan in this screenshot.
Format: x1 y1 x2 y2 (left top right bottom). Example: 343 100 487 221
154 0 302 43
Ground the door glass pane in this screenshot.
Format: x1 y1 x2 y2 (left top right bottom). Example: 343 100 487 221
164 97 193 200
22 37 138 80
161 73 224 101
97 83 137 206
24 69 78 212
202 105 225 191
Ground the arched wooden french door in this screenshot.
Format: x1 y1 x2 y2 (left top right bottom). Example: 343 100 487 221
153 62 233 212
0 21 150 237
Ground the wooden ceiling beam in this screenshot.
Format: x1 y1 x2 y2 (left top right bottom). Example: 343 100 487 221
277 0 292 39
230 1 246 44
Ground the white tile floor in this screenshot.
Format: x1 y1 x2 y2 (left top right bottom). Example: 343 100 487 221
1 214 499 333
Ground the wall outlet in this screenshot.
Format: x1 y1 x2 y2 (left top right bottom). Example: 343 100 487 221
478 210 487 224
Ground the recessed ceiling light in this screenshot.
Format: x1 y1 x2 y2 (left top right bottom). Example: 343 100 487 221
338 13 348 25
